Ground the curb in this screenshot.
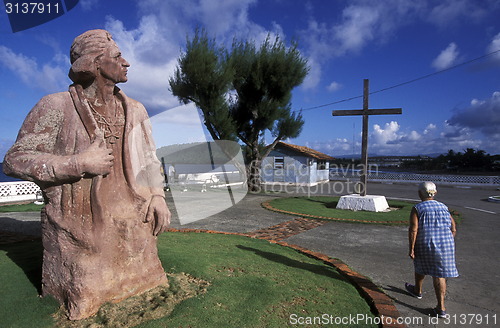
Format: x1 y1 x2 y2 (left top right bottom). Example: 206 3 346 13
261 200 408 225
166 228 407 328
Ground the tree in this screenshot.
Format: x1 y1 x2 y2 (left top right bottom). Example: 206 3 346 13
169 30 235 142
169 30 308 191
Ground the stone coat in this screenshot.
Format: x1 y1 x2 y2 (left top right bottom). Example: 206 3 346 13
3 84 168 320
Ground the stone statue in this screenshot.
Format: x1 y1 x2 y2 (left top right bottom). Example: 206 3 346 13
3 29 171 320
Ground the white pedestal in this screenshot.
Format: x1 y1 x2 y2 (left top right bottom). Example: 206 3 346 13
336 194 389 212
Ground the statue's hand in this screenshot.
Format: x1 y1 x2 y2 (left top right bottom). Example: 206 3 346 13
76 132 114 177
145 196 171 236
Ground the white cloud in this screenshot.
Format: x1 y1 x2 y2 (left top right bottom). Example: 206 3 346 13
79 0 98 11
427 0 492 27
368 120 488 155
306 138 355 156
296 0 498 89
408 130 421 141
424 123 436 134
197 0 258 36
489 32 500 52
299 1 423 89
301 57 321 90
334 5 380 54
303 115 499 156
326 81 342 92
0 46 68 93
333 1 423 55
440 122 482 149
136 0 269 46
447 91 500 138
488 32 500 64
304 90 500 156
373 121 400 145
150 103 208 148
105 16 181 115
328 116 496 156
432 42 459 70
106 0 288 112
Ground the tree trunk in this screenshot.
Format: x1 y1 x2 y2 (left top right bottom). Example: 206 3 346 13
247 158 262 193
245 135 283 193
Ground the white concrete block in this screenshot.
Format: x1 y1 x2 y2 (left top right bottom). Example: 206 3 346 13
336 194 389 212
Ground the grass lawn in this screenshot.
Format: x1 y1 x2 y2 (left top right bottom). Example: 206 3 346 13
0 232 377 328
266 196 415 224
266 196 462 225
0 203 44 213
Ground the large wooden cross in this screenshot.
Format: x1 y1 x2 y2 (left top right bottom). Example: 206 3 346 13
332 79 402 196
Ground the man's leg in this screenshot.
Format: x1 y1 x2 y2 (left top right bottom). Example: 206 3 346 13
432 277 446 311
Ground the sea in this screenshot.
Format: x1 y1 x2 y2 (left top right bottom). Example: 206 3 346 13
0 163 20 182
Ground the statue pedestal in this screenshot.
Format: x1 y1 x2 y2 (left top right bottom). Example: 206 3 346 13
336 194 389 212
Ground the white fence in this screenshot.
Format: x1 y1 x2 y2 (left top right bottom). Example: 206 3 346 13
0 181 41 204
330 170 500 186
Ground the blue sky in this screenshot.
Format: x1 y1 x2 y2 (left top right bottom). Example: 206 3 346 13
1 0 500 160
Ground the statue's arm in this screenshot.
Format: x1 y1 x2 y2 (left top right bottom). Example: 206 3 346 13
3 95 83 184
132 100 166 198
144 118 165 198
135 101 171 233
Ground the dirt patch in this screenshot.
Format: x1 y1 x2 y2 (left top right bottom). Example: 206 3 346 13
54 272 209 328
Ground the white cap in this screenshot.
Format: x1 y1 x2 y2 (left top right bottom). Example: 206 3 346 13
418 181 437 197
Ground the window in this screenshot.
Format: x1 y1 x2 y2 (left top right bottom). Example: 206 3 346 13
274 157 284 169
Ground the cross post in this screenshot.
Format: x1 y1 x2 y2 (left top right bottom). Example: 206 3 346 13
332 79 402 196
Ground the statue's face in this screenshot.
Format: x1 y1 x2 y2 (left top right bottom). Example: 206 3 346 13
97 42 130 84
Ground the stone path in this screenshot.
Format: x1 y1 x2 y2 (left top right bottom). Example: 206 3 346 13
245 217 328 241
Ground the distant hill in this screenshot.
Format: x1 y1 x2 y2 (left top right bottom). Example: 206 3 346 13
335 153 444 159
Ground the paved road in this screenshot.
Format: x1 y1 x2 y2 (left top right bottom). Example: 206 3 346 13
173 182 500 328
2 181 499 327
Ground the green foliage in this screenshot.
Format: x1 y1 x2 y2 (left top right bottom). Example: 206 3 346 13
401 148 496 172
230 36 307 150
273 108 304 139
169 29 236 141
0 203 44 212
169 30 308 163
0 241 59 327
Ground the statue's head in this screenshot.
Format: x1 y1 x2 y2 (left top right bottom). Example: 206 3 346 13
69 29 129 85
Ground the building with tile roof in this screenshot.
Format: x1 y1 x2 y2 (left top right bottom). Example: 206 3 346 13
261 142 334 186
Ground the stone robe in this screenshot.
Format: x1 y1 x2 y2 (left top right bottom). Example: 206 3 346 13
3 84 168 320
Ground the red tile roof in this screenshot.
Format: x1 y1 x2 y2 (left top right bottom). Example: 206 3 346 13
276 142 334 160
